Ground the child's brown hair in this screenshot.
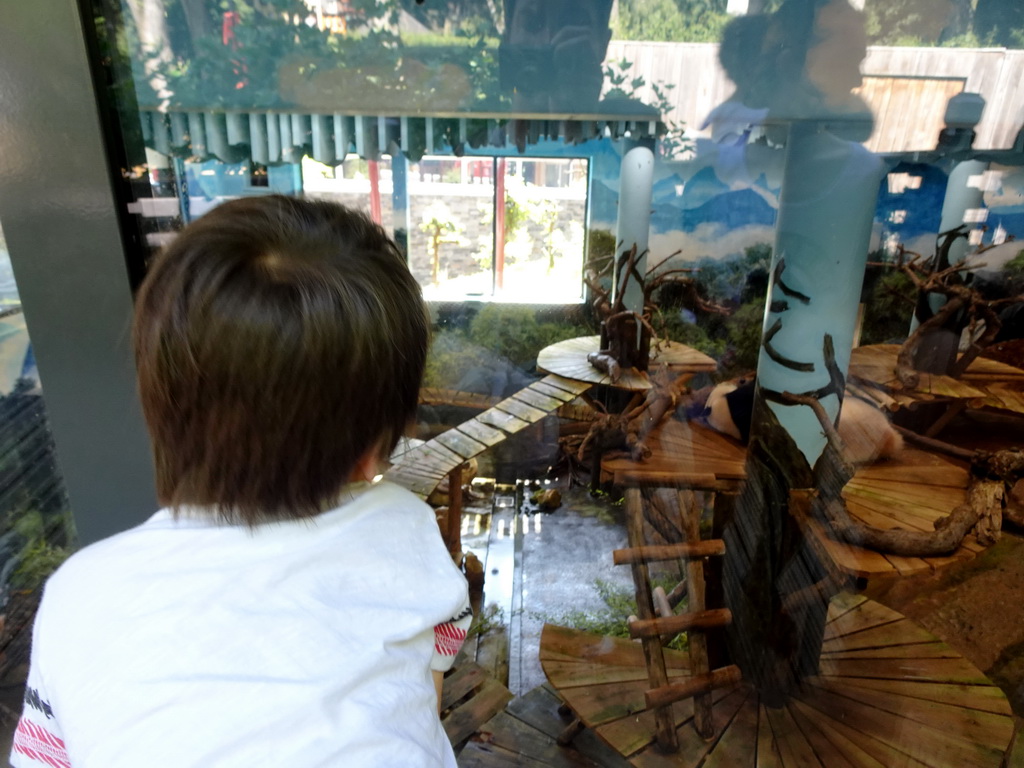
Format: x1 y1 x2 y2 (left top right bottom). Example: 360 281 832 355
133 195 428 524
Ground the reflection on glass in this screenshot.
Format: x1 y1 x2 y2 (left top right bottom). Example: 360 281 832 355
70 1 1024 759
0 221 75 729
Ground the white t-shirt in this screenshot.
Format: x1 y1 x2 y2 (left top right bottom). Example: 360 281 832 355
10 481 471 768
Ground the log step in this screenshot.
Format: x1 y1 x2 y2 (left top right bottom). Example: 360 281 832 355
628 608 733 639
645 664 743 710
612 539 726 565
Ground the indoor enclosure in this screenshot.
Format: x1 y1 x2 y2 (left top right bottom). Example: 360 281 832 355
1 0 1024 765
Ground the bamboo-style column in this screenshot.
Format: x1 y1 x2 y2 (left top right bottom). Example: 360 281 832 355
910 158 988 373
722 121 885 704
600 138 656 370
613 138 655 315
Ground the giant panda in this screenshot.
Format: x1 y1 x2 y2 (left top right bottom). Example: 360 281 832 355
700 377 903 465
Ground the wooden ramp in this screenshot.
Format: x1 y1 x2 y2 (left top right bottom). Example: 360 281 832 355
541 594 1016 767
388 373 593 499
457 684 633 768
442 662 514 751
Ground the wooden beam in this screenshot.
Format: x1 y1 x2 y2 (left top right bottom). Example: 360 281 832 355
613 470 727 489
645 665 743 710
625 487 679 752
613 540 726 565
629 608 733 639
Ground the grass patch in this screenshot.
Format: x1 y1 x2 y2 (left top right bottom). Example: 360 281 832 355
539 578 690 652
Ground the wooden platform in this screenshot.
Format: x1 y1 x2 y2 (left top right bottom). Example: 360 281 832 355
541 593 1015 767
389 373 594 499
602 419 987 582
601 418 746 487
849 344 1024 415
537 336 718 392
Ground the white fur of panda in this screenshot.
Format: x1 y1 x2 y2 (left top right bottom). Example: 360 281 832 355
836 396 903 465
701 380 902 465
704 381 743 441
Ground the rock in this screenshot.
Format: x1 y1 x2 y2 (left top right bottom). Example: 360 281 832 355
531 488 562 510
427 458 479 506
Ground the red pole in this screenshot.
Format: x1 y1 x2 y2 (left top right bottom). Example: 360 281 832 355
494 157 506 292
368 159 382 225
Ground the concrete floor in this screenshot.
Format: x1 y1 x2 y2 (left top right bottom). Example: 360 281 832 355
460 481 636 696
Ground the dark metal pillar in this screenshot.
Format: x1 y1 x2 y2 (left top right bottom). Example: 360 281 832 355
0 0 157 544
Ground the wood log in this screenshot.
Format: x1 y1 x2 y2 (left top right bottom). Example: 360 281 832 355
822 480 1004 557
613 540 726 565
628 608 733 639
644 487 681 542
624 487 679 753
666 578 689 609
608 313 639 369
586 351 621 383
628 369 689 462
644 665 743 710
971 481 1004 547
652 586 673 619
680 489 715 741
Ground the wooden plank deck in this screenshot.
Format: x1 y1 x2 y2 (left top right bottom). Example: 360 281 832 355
541 594 1015 767
537 336 718 392
602 418 985 582
848 344 1024 415
457 684 633 768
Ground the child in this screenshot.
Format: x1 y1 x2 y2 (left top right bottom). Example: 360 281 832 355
10 196 472 767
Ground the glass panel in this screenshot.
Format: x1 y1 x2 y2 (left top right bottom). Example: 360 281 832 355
0 220 75 725
73 0 1024 761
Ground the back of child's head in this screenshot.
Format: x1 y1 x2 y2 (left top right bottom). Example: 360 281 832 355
133 195 428 524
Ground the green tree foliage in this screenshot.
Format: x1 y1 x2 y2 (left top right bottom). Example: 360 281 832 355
423 306 591 389
1001 247 1024 295
614 0 731 43
612 0 1023 48
504 194 530 242
542 578 689 651
974 0 1024 47
864 0 1024 48
123 0 505 108
422 330 492 389
859 265 915 345
603 59 690 157
659 310 727 361
722 299 765 376
586 229 617 269
420 201 463 286
5 508 73 592
467 305 590 369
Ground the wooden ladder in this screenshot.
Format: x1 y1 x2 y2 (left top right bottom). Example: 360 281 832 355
614 486 741 752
